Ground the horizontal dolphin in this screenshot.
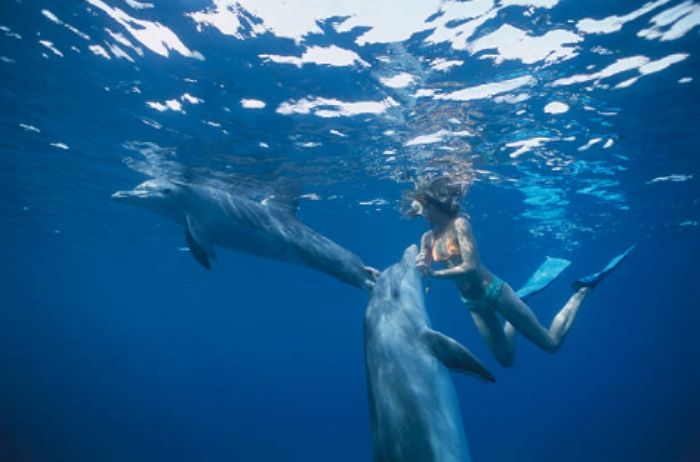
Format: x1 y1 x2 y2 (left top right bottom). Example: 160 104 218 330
364 244 495 462
112 178 378 289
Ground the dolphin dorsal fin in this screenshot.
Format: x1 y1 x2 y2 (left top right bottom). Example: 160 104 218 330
185 215 216 269
421 328 495 383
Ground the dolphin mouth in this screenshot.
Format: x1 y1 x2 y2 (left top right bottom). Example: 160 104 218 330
111 190 146 201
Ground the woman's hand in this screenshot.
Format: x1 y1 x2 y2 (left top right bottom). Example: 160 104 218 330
416 252 434 277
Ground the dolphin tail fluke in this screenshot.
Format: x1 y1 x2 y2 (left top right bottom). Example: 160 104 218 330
572 245 635 290
516 257 571 301
421 329 495 383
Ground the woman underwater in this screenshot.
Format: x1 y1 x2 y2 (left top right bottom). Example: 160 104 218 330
406 177 630 367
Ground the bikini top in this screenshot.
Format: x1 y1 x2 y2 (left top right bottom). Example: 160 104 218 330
432 232 461 262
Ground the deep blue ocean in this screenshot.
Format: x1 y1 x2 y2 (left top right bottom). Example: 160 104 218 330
1 1 699 461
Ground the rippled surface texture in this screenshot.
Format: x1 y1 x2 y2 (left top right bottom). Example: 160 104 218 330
1 1 698 461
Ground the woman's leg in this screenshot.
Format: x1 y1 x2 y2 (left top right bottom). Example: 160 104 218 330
469 309 517 367
494 283 591 353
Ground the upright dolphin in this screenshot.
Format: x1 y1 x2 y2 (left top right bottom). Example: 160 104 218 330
364 245 495 462
112 178 377 289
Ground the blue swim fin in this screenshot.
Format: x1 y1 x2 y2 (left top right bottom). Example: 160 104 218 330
516 257 571 301
573 245 635 290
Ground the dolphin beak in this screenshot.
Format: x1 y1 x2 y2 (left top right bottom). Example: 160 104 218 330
111 190 144 202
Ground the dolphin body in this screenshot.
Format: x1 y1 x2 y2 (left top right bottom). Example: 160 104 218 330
364 245 495 462
112 178 376 289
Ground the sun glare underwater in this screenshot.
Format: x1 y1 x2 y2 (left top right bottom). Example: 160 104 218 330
1 0 699 461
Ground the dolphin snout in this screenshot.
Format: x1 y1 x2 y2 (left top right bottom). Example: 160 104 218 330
111 190 147 202
111 190 133 201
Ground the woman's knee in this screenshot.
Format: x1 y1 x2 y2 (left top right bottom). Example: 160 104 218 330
540 336 561 354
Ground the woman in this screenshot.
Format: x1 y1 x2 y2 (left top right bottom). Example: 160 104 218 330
406 177 625 367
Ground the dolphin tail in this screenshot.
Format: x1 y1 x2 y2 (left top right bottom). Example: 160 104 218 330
421 328 495 383
572 245 635 290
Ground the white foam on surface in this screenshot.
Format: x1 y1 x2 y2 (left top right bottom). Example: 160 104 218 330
413 89 437 98
380 72 416 89
329 129 347 137
430 58 463 71
435 75 536 101
39 40 64 57
277 96 398 118
186 0 567 52
19 123 41 133
576 0 671 34
500 0 559 8
404 129 473 146
89 44 111 59
468 24 582 65
577 137 602 151
189 0 436 45
0 25 22 40
424 0 497 50
87 0 202 59
241 98 266 109
678 77 693 83
42 9 91 40
612 53 689 89
603 139 615 148
125 0 154 9
188 1 248 38
141 118 162 129
493 93 530 104
105 29 144 56
639 53 689 74
260 45 368 67
648 174 693 183
544 101 569 114
506 137 556 158
359 198 388 206
297 141 321 148
50 142 70 150
107 43 134 62
638 1 700 41
147 99 183 112
181 93 203 104
552 56 650 86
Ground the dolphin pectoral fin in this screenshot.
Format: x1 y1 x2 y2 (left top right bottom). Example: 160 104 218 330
185 215 215 255
516 257 571 301
184 215 215 268
185 228 211 269
421 329 495 383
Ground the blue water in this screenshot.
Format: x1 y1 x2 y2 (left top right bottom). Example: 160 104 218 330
1 1 699 461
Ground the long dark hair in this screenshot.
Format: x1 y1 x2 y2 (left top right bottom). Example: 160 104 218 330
401 176 468 218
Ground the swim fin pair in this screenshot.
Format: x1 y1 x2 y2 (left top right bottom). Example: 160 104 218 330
516 246 635 300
